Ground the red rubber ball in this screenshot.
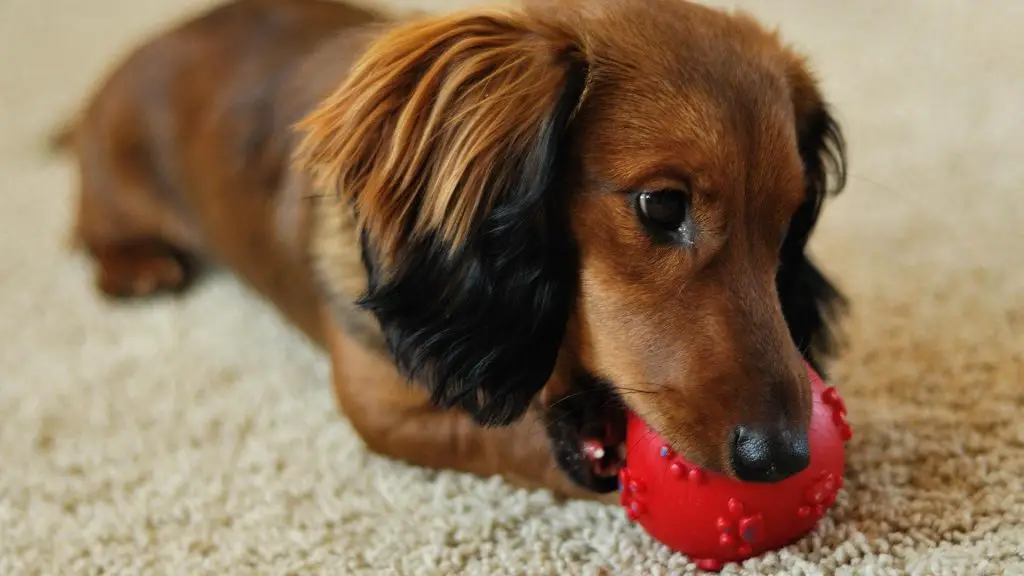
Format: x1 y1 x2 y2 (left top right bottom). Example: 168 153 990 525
618 363 851 572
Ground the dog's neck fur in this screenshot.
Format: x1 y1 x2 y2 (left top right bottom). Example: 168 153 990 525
277 25 395 354
306 187 387 354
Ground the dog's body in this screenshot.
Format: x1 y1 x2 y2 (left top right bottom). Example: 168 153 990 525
54 0 847 499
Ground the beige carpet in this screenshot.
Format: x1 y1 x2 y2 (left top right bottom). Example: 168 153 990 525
2 0 1023 574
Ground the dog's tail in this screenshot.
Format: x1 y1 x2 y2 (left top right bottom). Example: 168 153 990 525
45 114 78 155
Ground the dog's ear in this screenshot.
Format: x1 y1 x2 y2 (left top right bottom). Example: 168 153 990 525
295 10 588 426
777 57 849 374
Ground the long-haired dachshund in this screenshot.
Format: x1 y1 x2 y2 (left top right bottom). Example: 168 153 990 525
50 0 847 500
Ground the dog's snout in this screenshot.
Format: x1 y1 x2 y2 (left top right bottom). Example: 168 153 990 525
729 424 810 483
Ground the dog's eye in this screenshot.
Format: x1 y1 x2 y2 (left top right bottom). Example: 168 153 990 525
637 190 688 228
635 189 692 243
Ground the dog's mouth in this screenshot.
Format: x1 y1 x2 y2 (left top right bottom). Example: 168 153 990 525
542 376 628 493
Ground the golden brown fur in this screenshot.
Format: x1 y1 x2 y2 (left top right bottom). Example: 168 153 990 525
297 9 585 260
52 0 847 498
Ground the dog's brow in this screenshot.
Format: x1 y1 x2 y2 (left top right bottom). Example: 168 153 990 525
581 174 620 195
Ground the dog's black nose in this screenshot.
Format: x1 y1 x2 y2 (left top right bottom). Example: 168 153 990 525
730 425 810 483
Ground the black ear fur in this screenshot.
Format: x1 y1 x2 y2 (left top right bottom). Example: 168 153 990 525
777 105 848 376
358 62 587 428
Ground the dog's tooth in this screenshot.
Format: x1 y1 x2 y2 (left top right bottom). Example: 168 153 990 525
582 439 605 460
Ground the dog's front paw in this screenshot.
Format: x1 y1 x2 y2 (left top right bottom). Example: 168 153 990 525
92 240 196 299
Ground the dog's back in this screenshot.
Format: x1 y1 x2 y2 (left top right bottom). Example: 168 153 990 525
54 0 383 341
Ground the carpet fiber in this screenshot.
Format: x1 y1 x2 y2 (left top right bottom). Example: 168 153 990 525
2 0 1023 574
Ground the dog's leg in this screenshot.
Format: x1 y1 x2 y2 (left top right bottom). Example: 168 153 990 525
68 127 201 300
89 240 196 299
325 318 610 501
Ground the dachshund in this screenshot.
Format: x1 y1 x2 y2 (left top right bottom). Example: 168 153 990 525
50 0 847 500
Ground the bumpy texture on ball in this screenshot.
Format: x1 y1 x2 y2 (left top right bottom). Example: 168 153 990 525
618 363 851 572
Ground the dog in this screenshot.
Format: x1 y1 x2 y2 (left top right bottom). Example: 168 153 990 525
50 0 847 500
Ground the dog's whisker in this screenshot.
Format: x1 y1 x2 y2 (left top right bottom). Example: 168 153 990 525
546 387 608 411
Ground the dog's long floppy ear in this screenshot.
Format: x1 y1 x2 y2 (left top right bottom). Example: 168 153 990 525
295 10 588 426
777 57 849 375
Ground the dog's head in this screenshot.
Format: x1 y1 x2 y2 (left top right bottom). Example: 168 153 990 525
297 0 847 492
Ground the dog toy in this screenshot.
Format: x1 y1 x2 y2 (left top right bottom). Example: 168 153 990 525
618 363 851 572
